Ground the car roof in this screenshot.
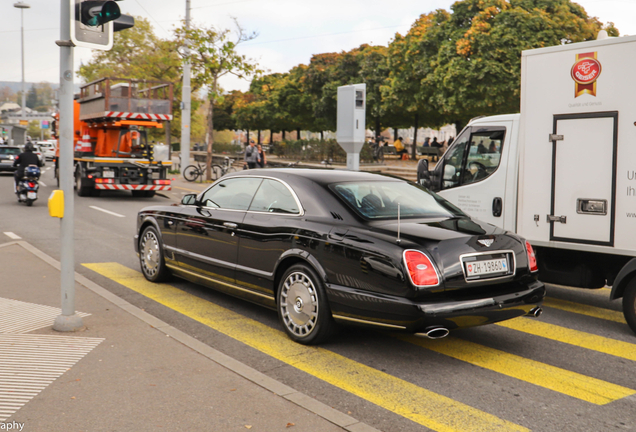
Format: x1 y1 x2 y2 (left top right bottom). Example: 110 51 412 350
228 168 403 186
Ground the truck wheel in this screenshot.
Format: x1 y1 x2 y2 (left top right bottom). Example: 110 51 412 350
139 226 170 282
75 169 91 197
623 281 636 335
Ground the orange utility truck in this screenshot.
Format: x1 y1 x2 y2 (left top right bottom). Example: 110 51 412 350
66 77 173 197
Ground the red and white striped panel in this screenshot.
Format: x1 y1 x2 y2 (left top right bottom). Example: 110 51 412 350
104 112 173 121
95 184 171 191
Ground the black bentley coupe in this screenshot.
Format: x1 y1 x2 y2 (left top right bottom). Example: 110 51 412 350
135 169 545 344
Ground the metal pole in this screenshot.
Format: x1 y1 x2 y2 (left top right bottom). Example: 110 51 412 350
53 0 83 332
180 0 191 175
14 2 30 126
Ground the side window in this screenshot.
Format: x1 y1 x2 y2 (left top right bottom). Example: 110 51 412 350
442 133 469 189
462 129 505 186
200 177 262 210
249 179 300 214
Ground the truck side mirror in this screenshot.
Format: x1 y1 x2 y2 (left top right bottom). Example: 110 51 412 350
181 194 198 206
416 159 431 188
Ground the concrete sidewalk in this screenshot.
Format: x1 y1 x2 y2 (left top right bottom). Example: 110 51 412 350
0 241 377 432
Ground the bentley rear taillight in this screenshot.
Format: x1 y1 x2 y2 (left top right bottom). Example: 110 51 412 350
526 241 538 272
404 250 439 287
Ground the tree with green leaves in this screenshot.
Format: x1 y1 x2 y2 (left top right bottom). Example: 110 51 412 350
430 0 618 129
175 19 261 180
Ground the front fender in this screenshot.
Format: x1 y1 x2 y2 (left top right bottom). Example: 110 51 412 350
135 214 163 253
610 258 636 300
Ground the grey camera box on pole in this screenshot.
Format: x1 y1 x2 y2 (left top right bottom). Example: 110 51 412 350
336 83 366 171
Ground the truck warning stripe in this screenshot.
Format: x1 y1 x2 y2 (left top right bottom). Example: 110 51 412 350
94 185 171 191
83 262 529 432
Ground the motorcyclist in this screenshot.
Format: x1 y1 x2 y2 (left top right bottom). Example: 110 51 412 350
13 142 43 193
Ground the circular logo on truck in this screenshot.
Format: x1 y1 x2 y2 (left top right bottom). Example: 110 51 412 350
571 58 602 85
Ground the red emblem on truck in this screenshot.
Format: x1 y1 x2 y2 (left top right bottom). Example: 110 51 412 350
571 52 601 98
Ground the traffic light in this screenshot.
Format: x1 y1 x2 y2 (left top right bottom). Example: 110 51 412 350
79 1 120 27
70 0 134 51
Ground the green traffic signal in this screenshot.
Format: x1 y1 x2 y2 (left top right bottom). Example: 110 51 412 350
82 1 121 27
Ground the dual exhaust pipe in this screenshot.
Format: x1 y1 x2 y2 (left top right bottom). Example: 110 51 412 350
414 307 543 340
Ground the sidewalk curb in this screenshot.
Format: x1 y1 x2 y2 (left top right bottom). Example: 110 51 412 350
7 240 380 432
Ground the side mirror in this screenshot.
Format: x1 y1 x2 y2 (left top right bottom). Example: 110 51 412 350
181 194 198 206
416 159 431 188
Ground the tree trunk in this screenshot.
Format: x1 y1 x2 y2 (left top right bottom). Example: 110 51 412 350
205 77 218 181
282 130 286 140
246 130 250 145
320 130 324 141
375 117 381 139
393 128 398 141
296 128 301 140
270 129 274 144
412 113 419 160
257 130 261 144
454 119 466 135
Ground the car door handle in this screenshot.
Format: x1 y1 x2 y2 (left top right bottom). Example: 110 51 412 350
223 222 238 229
492 197 502 217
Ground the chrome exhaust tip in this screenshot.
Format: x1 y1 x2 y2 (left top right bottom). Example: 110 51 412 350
415 327 450 339
528 307 543 318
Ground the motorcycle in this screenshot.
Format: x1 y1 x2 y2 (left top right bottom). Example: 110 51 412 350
16 165 40 206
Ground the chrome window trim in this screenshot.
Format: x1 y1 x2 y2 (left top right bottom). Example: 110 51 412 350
165 245 275 278
402 249 442 288
197 175 305 217
459 249 516 283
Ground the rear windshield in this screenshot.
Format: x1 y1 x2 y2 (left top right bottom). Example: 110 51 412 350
330 181 466 220
0 148 20 155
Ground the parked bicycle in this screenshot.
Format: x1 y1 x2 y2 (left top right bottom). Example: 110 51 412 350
370 138 385 163
183 157 238 182
183 161 207 182
211 157 237 180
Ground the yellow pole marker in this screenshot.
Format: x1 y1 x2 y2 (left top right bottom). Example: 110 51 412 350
48 190 64 218
83 262 527 432
497 318 636 362
543 298 625 323
398 335 634 405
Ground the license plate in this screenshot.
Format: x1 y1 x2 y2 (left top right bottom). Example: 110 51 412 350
103 171 115 178
465 258 508 277
27 192 37 199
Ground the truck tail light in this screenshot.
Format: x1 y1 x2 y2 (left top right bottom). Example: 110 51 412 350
526 241 538 272
403 250 439 287
95 178 114 184
153 179 170 185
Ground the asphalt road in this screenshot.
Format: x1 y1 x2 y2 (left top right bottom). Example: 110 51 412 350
1 166 635 432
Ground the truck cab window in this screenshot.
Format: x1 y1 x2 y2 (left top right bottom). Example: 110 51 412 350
441 128 505 189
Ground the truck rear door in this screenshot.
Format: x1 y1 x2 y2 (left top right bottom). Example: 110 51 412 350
549 112 617 246
435 119 515 230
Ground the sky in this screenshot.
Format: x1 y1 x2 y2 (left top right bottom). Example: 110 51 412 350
0 0 633 93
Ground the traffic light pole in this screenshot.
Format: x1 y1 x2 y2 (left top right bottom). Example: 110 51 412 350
53 0 84 332
180 0 191 175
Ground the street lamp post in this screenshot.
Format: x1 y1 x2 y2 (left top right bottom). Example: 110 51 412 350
14 2 30 128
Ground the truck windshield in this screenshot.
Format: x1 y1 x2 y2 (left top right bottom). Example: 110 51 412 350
330 181 466 220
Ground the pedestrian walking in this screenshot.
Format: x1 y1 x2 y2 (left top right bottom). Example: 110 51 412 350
257 144 267 168
244 140 260 169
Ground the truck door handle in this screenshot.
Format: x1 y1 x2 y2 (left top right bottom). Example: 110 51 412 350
492 197 502 217
547 215 567 224
223 222 238 229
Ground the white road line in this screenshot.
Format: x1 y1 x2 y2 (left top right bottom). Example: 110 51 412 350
0 334 103 422
39 181 47 187
89 206 125 218
0 298 90 334
2 232 20 240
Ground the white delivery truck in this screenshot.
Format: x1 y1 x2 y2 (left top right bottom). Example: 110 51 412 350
418 33 636 334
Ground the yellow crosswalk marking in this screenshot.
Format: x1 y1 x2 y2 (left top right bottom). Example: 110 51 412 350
83 262 527 432
543 298 625 323
496 318 636 362
398 334 634 405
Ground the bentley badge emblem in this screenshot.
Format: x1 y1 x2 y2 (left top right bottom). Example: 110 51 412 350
478 239 494 247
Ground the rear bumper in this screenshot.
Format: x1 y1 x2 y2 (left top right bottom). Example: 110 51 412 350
96 184 171 191
327 280 546 332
